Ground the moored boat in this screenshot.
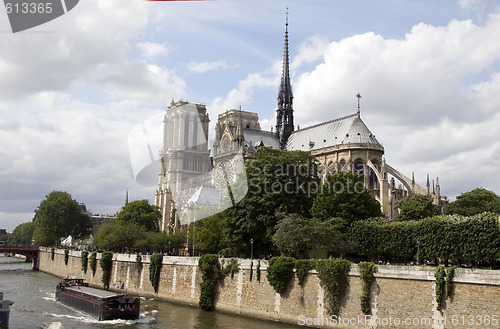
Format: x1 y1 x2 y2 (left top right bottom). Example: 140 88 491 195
55 278 140 321
0 292 14 328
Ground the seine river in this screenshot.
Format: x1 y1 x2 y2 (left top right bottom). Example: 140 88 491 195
0 255 299 329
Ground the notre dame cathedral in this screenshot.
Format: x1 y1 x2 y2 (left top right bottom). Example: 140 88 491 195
155 17 446 233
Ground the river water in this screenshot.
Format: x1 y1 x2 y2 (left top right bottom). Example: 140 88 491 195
0 255 299 329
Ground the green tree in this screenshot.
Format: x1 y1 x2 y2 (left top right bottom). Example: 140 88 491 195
396 194 439 221
224 147 320 254
272 213 346 258
445 188 500 216
116 200 161 231
33 191 92 246
311 170 381 231
93 222 147 252
135 231 170 254
193 213 229 254
7 222 36 246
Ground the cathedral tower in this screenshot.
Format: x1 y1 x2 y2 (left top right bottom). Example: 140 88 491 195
276 11 294 149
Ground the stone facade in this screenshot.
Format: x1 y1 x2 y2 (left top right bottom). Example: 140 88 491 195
155 100 212 232
39 248 500 329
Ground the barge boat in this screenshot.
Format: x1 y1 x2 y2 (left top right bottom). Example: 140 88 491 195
55 278 140 321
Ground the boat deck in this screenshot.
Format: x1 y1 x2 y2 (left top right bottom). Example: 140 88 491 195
65 286 122 299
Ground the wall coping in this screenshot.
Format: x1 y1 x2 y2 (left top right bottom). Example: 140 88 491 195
41 248 500 286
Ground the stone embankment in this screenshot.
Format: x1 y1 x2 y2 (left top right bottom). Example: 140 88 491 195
38 248 500 328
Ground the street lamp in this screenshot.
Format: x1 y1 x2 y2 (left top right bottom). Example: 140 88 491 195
250 238 254 260
416 236 420 266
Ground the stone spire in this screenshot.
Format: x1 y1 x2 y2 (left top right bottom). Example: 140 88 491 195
276 9 294 149
426 174 430 196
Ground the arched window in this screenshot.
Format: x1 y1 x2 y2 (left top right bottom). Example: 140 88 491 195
369 161 379 189
327 161 336 174
339 160 347 171
353 159 364 179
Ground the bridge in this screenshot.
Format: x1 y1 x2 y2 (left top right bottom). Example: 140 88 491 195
0 246 40 270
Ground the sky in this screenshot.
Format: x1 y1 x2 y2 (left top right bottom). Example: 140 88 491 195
1 0 500 232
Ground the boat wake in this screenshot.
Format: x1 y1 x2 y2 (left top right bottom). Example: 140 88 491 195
48 312 156 325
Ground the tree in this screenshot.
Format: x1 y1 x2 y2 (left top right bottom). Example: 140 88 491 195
223 147 320 254
445 188 500 216
272 213 346 258
396 194 439 221
116 200 161 231
33 191 92 246
93 222 147 252
7 222 36 246
193 213 229 254
311 170 381 231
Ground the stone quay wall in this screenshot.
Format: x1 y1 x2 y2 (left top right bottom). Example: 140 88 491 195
38 248 500 328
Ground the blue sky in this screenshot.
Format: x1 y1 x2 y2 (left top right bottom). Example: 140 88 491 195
1 0 500 231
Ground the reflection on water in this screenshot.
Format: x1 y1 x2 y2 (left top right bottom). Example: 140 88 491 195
0 255 298 329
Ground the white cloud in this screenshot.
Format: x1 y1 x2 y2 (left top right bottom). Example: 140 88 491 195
210 72 278 114
289 12 500 199
138 42 172 59
187 60 238 73
96 61 187 105
0 0 149 100
458 0 485 11
291 35 329 69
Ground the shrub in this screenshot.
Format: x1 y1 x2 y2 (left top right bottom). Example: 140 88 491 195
100 251 113 290
358 262 377 314
135 254 142 273
81 251 89 273
295 259 316 287
435 266 446 311
316 259 351 315
89 251 97 276
198 254 224 311
149 254 164 294
267 256 295 294
64 249 69 265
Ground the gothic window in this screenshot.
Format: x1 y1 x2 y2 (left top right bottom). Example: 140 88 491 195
184 117 190 148
215 161 234 191
339 160 347 171
192 118 198 150
369 161 379 189
354 159 364 179
327 162 336 174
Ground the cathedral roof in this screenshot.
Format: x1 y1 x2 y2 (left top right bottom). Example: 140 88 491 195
187 185 220 206
285 113 382 151
243 129 279 149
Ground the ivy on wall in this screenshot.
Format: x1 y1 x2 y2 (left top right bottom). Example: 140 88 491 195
64 249 69 265
266 256 295 294
81 251 89 274
435 266 446 311
149 253 164 294
256 260 261 282
316 259 351 315
295 259 316 287
135 254 143 274
445 266 458 298
436 265 458 311
89 251 97 276
228 258 239 279
99 251 113 290
358 261 377 314
198 254 224 311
